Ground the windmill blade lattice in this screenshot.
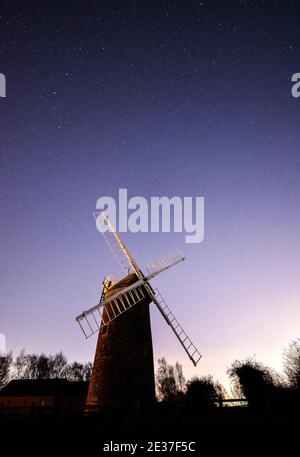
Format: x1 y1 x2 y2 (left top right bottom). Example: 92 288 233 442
144 250 185 278
76 281 146 338
93 210 145 276
151 288 202 366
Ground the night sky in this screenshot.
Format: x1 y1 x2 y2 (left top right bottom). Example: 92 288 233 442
1 0 300 390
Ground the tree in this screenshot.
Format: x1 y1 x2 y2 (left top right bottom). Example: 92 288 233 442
283 338 300 389
14 351 68 379
14 349 27 379
185 375 220 411
227 357 275 409
21 353 49 379
48 352 68 378
230 381 245 405
0 352 12 389
156 358 178 401
66 361 92 381
13 350 92 382
214 380 227 404
174 362 186 396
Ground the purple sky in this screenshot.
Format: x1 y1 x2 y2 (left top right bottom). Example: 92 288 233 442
1 1 300 391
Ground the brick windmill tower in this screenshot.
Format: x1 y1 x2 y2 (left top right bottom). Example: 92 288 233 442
76 211 201 413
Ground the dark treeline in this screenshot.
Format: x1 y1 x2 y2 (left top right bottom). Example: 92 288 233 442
156 338 300 413
1 338 300 414
156 356 227 412
0 349 92 388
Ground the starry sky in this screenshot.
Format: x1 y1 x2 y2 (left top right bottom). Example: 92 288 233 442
1 0 300 391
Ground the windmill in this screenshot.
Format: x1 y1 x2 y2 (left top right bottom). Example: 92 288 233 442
76 211 201 412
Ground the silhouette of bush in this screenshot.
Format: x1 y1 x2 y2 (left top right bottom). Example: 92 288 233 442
185 375 220 412
227 357 276 410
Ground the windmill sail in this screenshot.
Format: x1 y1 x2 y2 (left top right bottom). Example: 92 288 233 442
93 211 142 277
151 288 202 367
76 280 147 338
144 250 185 278
94 211 185 280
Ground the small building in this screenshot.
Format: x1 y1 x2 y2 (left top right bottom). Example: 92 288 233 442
0 379 88 416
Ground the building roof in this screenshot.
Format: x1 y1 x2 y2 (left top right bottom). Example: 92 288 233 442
0 379 88 396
